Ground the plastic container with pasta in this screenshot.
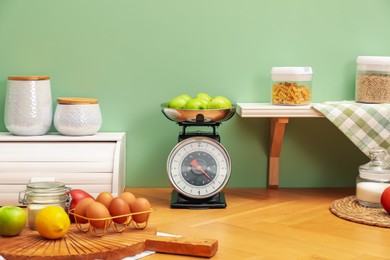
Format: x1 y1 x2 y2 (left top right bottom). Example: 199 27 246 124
271 67 312 105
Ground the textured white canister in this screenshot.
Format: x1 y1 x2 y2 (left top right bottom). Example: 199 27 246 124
4 76 52 136
54 97 102 136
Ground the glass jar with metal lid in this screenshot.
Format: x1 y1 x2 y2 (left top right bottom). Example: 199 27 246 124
54 97 102 136
19 182 72 229
356 147 390 208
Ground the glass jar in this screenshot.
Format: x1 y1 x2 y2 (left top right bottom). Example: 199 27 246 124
19 182 72 229
356 147 390 208
271 67 313 105
355 56 390 103
54 97 102 136
4 76 52 136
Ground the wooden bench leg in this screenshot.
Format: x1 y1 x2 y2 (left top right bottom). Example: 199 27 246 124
268 117 289 188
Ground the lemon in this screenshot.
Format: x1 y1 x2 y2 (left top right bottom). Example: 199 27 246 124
35 206 70 239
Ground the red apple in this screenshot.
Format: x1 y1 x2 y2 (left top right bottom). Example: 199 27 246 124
68 189 94 221
380 186 390 213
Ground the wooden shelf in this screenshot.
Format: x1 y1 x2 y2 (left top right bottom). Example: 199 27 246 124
237 103 324 118
236 103 324 188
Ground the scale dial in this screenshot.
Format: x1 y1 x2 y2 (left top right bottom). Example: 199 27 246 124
167 137 231 199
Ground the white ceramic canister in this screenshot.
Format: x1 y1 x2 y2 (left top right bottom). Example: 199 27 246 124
54 97 102 136
4 76 52 135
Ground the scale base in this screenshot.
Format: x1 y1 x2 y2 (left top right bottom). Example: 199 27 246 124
170 190 227 209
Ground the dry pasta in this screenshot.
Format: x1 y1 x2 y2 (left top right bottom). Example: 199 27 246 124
272 82 311 105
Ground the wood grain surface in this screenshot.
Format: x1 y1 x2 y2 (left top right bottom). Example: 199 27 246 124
125 188 390 259
0 225 217 259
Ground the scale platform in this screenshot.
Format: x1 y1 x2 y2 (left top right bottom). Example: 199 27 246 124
170 190 227 209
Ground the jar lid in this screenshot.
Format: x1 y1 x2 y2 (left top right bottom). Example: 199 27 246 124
57 97 99 105
356 56 390 72
8 76 50 81
357 56 390 65
27 181 65 190
271 67 313 81
359 147 390 180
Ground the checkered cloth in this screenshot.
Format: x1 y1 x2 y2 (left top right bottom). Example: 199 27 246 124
312 101 390 157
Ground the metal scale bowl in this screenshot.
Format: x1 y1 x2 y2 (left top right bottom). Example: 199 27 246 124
162 103 236 209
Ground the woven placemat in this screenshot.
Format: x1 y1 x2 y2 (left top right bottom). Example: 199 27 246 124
329 195 390 228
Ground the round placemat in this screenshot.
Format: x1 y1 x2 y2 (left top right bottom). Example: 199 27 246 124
329 196 390 228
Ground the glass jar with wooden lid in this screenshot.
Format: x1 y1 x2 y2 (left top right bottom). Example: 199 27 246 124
54 97 102 136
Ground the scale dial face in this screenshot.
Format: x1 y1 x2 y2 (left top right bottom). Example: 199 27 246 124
167 137 231 199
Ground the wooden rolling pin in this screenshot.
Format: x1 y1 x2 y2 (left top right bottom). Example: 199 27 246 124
145 236 218 258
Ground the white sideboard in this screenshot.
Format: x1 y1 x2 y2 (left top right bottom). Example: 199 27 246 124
0 132 126 206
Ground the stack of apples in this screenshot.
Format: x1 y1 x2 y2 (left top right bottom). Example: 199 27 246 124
168 93 232 110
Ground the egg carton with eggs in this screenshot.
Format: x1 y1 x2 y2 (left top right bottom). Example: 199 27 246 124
69 208 153 236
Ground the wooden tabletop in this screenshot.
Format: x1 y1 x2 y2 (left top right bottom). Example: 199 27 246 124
125 188 390 259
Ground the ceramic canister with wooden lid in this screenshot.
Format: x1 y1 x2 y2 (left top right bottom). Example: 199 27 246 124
4 76 52 136
54 97 102 136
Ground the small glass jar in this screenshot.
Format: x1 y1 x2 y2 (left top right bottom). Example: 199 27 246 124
54 97 102 136
271 67 313 105
355 56 390 103
356 147 390 208
19 182 72 229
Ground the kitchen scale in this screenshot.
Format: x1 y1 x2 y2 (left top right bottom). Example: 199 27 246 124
162 103 235 209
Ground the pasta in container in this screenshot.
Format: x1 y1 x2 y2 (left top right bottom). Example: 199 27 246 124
271 67 313 105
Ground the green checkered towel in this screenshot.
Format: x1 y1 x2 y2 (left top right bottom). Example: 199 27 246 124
313 101 390 157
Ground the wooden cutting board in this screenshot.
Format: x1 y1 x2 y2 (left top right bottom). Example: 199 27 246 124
0 225 217 259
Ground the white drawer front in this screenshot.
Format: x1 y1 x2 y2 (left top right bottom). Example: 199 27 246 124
0 142 115 162
0 162 113 173
0 142 116 173
0 172 112 184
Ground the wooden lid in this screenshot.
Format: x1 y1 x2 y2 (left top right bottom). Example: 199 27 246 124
57 97 99 105
8 76 50 81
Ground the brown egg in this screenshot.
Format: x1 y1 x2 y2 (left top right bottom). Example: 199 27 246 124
109 197 131 224
96 191 113 208
130 198 151 223
119 191 136 208
86 201 111 229
74 197 95 223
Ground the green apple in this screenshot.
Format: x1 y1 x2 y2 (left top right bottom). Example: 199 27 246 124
168 94 192 109
178 94 191 101
0 206 27 237
195 93 212 102
207 96 232 109
184 98 209 109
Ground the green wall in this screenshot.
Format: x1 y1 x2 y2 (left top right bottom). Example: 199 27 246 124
0 0 388 188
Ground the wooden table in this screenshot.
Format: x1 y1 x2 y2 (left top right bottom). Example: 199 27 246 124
128 188 390 259
236 103 324 188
